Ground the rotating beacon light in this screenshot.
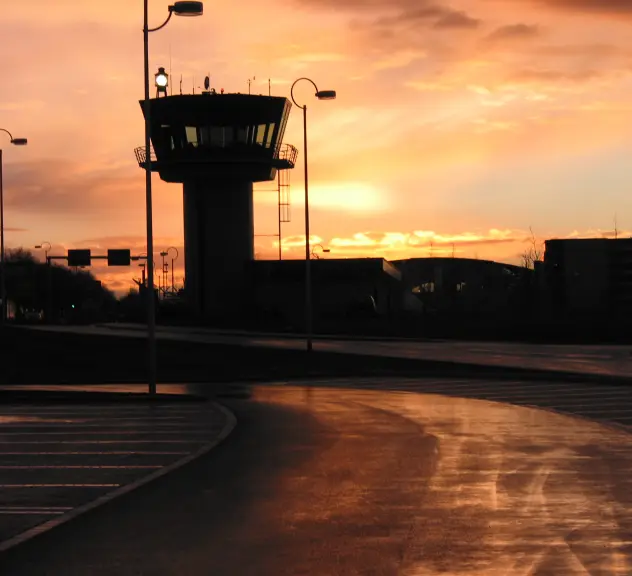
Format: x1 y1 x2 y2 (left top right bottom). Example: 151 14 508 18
155 67 169 97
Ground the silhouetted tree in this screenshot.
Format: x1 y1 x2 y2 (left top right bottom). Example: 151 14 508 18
521 226 544 269
3 249 115 322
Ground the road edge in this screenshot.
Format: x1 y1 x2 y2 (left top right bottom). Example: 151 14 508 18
0 402 237 554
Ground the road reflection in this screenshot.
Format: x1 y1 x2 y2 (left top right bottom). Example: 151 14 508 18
357 391 632 575
3 381 631 574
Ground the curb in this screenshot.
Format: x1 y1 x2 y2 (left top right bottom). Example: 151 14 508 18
0 402 237 554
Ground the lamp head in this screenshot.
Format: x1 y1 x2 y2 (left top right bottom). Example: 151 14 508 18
316 90 336 100
170 1 203 16
11 138 27 145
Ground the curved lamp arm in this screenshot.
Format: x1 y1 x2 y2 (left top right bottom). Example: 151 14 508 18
167 246 179 260
0 128 14 142
147 10 173 33
290 77 319 109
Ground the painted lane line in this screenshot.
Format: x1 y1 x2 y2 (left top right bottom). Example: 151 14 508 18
0 465 163 469
0 451 189 455
0 484 120 488
0 440 208 444
0 506 72 510
0 422 214 429
0 429 214 436
0 511 67 516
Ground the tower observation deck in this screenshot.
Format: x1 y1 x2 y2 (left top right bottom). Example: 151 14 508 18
135 93 297 319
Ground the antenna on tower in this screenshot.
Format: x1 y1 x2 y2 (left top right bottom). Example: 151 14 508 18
248 76 255 95
179 75 183 95
192 77 195 95
268 78 271 96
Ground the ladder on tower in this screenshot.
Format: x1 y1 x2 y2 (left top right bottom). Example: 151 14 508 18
277 168 291 259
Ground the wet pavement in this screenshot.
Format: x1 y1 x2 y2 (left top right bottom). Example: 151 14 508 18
31 324 632 378
0 398 232 552
1 383 631 575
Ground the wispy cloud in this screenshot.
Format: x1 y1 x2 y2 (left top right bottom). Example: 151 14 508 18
485 23 541 42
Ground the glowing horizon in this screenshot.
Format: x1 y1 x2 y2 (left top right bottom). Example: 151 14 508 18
3 0 632 293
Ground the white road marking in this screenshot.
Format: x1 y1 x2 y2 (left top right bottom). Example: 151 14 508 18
0 440 209 444
0 451 188 455
0 465 162 469
0 484 120 488
0 429 214 436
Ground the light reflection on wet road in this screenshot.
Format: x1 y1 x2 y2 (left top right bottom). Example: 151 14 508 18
2 383 631 575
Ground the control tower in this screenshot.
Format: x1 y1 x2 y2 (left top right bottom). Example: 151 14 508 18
135 92 297 319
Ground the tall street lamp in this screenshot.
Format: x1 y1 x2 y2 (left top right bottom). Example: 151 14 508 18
311 244 330 260
167 246 179 292
35 241 51 262
290 78 336 351
143 0 203 394
0 129 27 325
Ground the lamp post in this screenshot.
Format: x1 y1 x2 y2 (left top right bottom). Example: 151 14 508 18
0 129 27 325
167 246 179 293
159 251 168 298
290 78 336 351
311 244 330 260
34 241 51 262
143 0 203 394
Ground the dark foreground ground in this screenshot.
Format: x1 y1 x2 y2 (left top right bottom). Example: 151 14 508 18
2 386 631 576
2 326 632 386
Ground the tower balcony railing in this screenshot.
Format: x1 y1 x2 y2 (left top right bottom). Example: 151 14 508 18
134 145 157 169
133 142 299 170
277 143 298 169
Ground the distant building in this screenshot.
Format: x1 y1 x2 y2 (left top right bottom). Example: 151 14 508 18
392 257 528 318
544 238 632 322
249 258 407 331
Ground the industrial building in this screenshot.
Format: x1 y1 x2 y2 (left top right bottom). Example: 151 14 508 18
544 238 632 322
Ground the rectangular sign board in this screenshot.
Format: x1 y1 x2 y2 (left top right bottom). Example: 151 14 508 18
107 249 131 266
67 249 91 267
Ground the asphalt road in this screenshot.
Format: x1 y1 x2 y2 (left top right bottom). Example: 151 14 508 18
31 324 632 379
2 384 631 575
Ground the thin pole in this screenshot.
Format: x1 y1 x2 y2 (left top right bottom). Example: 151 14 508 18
0 149 5 325
278 173 282 260
171 258 175 292
303 105 312 352
46 256 52 324
143 0 157 395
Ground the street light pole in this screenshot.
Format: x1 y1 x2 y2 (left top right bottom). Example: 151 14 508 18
142 1 203 394
0 129 27 326
167 246 179 293
143 0 157 395
290 78 336 352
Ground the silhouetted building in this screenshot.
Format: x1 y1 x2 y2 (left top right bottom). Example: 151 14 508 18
250 258 407 331
544 238 632 321
136 93 297 319
392 257 528 318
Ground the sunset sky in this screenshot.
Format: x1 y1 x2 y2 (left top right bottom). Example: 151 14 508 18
2 0 632 293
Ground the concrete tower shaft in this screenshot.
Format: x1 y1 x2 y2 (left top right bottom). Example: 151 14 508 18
136 93 297 318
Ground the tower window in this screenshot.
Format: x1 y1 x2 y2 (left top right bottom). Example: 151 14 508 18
185 126 198 147
265 123 276 148
256 124 267 146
